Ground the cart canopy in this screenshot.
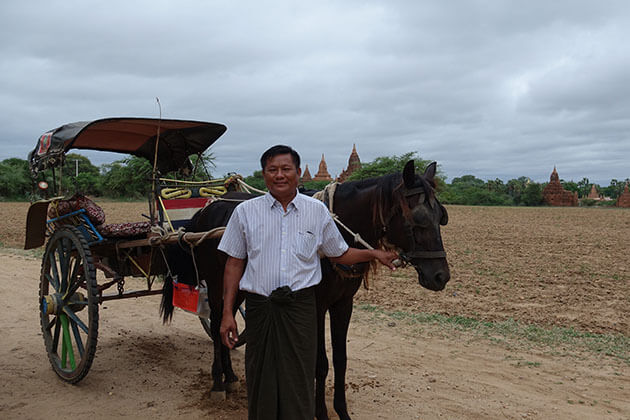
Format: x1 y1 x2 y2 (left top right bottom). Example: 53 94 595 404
28 117 227 175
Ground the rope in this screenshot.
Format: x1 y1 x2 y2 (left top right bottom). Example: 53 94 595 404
313 183 404 271
236 178 267 195
314 182 374 250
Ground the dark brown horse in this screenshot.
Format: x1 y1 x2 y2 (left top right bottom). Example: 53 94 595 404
161 160 450 419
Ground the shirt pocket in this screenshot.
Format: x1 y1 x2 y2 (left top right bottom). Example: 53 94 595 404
295 231 317 261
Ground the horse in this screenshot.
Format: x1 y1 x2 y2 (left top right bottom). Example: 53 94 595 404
160 160 450 419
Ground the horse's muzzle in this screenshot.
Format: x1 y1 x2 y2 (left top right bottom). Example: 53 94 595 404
415 262 450 291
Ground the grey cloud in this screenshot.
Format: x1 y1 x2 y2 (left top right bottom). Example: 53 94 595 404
1 0 629 187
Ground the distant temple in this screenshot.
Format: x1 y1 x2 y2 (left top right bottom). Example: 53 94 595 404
542 167 578 206
312 154 333 182
587 185 602 201
617 183 630 208
337 144 362 182
301 164 312 182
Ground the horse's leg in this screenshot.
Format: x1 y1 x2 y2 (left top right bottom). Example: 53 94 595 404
222 297 242 393
315 305 330 420
330 298 354 420
209 305 227 401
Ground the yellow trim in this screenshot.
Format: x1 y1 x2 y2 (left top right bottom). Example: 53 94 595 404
126 253 149 279
160 188 192 199
199 186 227 197
157 196 175 232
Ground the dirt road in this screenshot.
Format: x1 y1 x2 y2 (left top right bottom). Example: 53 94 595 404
1 250 628 420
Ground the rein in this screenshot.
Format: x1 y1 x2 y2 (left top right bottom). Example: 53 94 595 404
317 181 447 269
399 186 447 261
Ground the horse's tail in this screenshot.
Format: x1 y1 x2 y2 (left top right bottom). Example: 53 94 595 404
160 240 196 324
159 272 175 324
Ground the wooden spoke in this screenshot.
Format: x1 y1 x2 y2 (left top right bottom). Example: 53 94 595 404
62 306 89 334
70 319 85 357
45 272 59 293
40 226 98 383
48 253 61 293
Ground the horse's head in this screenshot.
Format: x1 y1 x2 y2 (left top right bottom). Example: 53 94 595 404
384 160 450 291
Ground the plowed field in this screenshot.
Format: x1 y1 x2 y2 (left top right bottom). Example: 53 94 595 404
0 202 628 419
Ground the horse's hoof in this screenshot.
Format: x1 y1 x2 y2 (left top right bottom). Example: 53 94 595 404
209 390 226 402
225 381 240 393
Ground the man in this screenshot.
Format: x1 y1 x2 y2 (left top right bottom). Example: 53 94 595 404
219 145 397 420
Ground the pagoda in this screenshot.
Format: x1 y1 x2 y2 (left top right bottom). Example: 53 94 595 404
587 185 601 200
337 144 362 182
542 167 578 206
312 154 333 182
617 183 630 208
301 164 312 182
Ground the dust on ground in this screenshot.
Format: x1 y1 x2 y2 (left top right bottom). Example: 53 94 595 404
0 202 628 419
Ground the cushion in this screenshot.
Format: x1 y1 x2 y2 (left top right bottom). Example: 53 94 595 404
48 194 105 226
98 221 152 238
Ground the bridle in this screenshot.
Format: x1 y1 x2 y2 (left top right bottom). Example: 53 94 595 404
395 185 447 266
316 180 447 270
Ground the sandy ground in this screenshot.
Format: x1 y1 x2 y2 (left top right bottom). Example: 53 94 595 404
0 202 629 419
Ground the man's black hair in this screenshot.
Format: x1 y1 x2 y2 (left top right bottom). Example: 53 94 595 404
260 145 301 170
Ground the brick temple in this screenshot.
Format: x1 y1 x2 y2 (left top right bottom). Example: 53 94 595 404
617 183 630 208
587 185 602 200
337 144 362 182
542 167 578 206
301 146 362 183
312 154 333 182
301 164 312 182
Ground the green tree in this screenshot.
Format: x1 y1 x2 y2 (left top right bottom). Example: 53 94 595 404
62 154 102 195
243 170 267 191
521 182 543 206
487 178 507 194
100 156 153 198
560 179 578 194
600 179 626 199
576 177 591 198
347 152 445 189
0 158 31 199
440 175 513 206
506 177 530 205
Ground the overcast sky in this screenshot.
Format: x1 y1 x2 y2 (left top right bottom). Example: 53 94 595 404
1 1 629 185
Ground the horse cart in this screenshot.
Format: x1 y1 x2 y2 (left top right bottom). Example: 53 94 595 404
24 117 247 383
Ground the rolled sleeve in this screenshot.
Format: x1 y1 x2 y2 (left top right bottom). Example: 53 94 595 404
319 211 349 258
217 206 247 259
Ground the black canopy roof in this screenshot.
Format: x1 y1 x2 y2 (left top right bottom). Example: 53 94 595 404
28 117 227 174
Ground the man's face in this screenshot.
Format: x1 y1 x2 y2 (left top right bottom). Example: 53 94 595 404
262 153 301 200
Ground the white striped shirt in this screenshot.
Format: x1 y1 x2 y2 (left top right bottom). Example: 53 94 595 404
217 192 348 296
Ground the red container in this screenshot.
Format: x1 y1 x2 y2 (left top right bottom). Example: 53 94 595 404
172 280 200 314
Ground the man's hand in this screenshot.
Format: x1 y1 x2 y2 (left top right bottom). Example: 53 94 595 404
329 248 399 270
220 314 239 349
372 249 399 270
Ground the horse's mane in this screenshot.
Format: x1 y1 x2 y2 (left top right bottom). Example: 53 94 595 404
335 170 435 231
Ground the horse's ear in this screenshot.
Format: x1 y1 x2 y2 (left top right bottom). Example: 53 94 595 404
439 201 448 225
423 162 437 182
403 160 415 188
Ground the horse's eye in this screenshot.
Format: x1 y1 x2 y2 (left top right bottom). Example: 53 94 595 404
411 207 429 227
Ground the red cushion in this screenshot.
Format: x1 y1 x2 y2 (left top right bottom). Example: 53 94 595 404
48 194 105 225
98 221 152 238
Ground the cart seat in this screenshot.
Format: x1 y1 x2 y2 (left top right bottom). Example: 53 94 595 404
48 194 152 239
98 221 152 238
48 193 105 225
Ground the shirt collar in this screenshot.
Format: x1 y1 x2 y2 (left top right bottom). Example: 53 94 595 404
264 190 302 211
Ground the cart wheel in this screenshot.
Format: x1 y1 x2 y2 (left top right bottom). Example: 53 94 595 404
199 304 246 348
39 225 98 383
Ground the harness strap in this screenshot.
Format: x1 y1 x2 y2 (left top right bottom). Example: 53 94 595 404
402 250 447 259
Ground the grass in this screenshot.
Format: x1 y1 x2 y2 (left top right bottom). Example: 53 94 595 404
356 304 630 364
